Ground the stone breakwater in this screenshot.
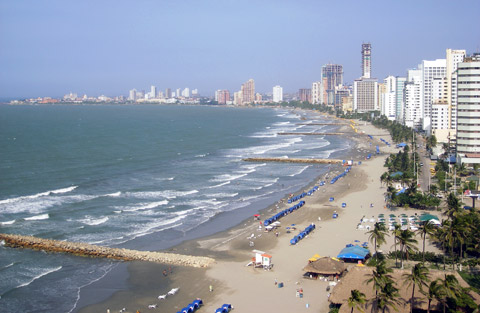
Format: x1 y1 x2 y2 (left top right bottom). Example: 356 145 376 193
243 157 344 164
0 233 215 268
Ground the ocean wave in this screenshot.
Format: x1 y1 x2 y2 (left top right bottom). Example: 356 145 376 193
0 194 97 215
79 216 109 226
15 266 63 290
24 214 49 221
195 154 208 158
0 262 16 271
0 186 78 205
204 192 239 198
288 165 310 177
104 192 121 197
206 181 231 189
122 200 169 212
125 190 198 200
0 219 16 225
210 173 247 183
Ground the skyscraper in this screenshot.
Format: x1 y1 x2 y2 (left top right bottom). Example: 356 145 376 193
165 88 172 99
241 79 255 105
150 86 157 98
456 53 480 164
217 90 230 104
272 85 283 103
446 49 466 130
361 43 371 79
321 64 343 105
420 59 447 132
404 69 423 130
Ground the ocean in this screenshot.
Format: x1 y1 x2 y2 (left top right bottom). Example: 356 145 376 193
0 104 352 312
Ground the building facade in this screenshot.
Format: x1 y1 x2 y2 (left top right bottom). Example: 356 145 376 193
273 85 283 103
361 43 371 79
322 64 343 105
353 78 378 112
381 76 396 120
299 88 312 103
311 81 322 104
404 69 423 130
217 90 230 104
446 49 466 131
456 53 480 164
241 79 255 105
420 59 447 133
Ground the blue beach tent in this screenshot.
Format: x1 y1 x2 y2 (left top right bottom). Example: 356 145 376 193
337 245 369 260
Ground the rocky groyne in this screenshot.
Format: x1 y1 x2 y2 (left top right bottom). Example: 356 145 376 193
243 157 344 164
0 233 215 268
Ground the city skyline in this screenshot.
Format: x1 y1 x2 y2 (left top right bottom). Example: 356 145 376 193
1 0 479 99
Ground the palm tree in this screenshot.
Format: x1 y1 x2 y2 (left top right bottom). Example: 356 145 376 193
397 229 418 268
366 260 393 312
391 224 401 268
377 281 401 313
423 280 445 313
445 192 462 219
416 221 435 263
348 289 367 313
437 275 461 313
402 263 430 313
367 222 389 262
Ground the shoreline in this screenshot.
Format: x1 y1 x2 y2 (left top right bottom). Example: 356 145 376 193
75 113 371 313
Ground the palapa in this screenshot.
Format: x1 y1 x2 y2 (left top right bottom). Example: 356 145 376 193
303 257 346 275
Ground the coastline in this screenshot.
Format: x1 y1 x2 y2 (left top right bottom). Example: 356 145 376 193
76 113 381 313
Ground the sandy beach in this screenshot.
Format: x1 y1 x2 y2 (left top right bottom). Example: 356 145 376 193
79 117 442 313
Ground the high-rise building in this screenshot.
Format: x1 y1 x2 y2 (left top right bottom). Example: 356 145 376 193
241 79 255 105
334 85 351 108
395 77 407 123
446 49 466 131
456 53 480 164
217 90 230 104
273 85 283 103
165 88 172 99
381 76 397 120
419 59 447 132
361 43 372 79
233 91 242 105
176 88 181 98
311 81 322 104
404 69 423 130
353 78 377 112
321 64 343 105
150 86 157 98
298 88 312 103
182 88 190 98
129 89 137 101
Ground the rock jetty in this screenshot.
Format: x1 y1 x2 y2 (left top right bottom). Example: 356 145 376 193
243 157 344 164
0 233 215 268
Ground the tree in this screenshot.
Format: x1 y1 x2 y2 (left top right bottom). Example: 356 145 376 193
416 221 435 263
397 229 418 268
348 289 367 313
367 222 389 261
445 193 462 219
366 260 393 311
402 263 430 313
391 224 401 268
423 280 445 313
377 281 402 313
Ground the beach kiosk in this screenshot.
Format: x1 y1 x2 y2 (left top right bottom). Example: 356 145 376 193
252 250 273 269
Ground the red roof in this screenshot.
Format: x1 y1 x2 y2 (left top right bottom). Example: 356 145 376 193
261 254 272 258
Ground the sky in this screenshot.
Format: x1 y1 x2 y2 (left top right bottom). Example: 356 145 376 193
0 0 479 99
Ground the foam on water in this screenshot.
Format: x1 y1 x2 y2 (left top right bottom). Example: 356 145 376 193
121 200 169 212
24 213 49 221
0 220 16 225
14 266 62 291
0 186 77 205
289 165 310 177
79 216 109 226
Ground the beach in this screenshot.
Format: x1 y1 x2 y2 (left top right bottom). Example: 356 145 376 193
77 116 442 313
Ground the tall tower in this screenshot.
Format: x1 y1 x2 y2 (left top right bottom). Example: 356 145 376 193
272 85 283 103
321 64 343 105
361 43 371 79
456 53 480 164
241 79 255 104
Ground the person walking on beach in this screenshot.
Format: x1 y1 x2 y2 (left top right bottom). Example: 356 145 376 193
275 278 278 286
209 285 213 292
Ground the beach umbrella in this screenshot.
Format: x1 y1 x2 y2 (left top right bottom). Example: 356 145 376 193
389 214 396 217
354 240 360 242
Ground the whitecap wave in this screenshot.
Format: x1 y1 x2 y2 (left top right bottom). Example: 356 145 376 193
24 214 49 221
122 200 170 212
0 220 16 225
206 181 231 189
288 165 310 177
15 266 63 289
79 216 109 226
105 192 121 197
125 190 198 199
0 186 78 205
210 173 247 183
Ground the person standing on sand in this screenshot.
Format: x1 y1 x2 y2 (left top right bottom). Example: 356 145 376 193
209 285 213 292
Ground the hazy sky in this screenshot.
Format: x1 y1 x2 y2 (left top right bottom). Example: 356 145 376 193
1 0 479 98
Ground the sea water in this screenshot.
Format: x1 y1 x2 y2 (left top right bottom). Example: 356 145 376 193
0 105 352 312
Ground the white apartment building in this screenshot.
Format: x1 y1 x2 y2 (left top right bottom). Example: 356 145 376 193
404 69 423 130
129 89 137 101
431 103 449 130
381 76 396 120
456 53 480 164
182 88 190 98
446 49 466 130
311 81 322 104
273 85 283 103
419 59 447 133
395 77 406 123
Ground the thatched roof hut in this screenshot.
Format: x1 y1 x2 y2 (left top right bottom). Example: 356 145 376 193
303 257 346 276
329 266 480 313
